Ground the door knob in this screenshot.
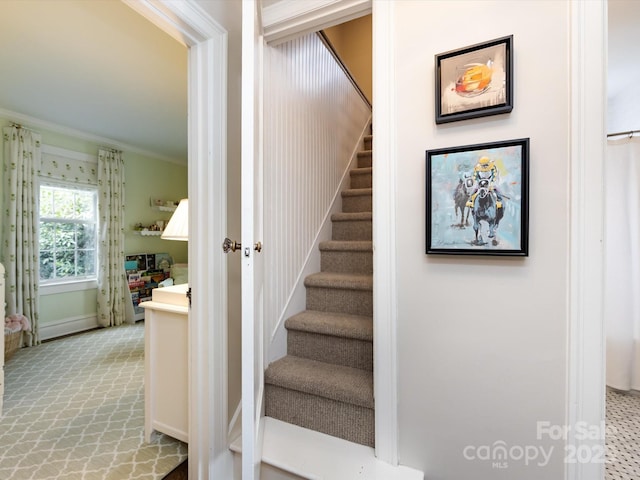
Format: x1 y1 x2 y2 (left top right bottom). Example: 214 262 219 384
223 237 240 253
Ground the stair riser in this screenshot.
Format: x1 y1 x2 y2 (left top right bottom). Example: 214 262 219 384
287 331 373 370
341 194 372 213
357 152 372 168
364 137 372 150
332 220 372 241
350 172 372 189
265 385 374 447
321 250 372 275
306 287 373 316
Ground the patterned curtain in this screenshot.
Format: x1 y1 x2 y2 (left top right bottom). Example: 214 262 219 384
1 126 41 346
97 149 127 327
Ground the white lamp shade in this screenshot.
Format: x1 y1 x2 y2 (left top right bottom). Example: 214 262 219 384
161 198 189 241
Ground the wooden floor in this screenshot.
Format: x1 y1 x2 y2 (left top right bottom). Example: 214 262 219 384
162 459 188 479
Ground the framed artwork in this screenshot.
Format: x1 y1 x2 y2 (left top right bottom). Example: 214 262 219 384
435 35 513 124
425 138 529 256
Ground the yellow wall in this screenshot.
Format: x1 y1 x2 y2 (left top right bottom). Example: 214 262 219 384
323 15 372 104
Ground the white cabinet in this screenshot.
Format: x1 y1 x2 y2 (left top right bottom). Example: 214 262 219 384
141 284 189 443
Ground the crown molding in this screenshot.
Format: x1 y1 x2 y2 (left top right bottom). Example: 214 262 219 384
0 107 186 166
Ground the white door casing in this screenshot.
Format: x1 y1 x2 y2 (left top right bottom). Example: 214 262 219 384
121 1 231 479
241 0 265 478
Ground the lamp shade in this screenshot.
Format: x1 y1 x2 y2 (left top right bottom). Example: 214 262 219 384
161 198 189 241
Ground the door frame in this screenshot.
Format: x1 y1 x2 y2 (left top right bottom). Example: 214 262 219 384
121 1 231 478
566 2 607 480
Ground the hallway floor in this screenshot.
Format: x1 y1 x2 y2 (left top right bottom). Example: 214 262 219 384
606 388 640 479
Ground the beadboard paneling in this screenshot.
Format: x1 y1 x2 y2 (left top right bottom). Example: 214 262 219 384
263 33 371 346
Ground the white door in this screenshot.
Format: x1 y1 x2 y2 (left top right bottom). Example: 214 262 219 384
241 0 264 479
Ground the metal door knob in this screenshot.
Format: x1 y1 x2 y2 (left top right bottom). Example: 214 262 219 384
223 237 240 253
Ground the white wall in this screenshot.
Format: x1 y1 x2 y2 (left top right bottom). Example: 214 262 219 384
263 33 371 360
608 89 640 133
393 2 569 478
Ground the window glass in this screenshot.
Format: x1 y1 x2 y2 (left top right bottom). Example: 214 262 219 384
39 184 98 284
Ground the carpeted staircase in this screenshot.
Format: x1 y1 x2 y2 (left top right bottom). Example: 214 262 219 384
264 134 374 447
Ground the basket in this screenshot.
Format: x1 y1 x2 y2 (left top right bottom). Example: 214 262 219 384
4 330 22 362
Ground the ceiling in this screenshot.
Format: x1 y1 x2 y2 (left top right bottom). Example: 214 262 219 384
0 0 187 163
0 1 633 163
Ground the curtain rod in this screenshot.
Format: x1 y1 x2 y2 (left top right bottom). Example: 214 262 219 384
607 129 640 139
8 122 38 134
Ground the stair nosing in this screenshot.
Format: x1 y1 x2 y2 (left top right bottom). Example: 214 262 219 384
331 212 372 221
304 272 373 291
285 310 373 341
342 188 372 197
265 355 374 409
319 240 373 252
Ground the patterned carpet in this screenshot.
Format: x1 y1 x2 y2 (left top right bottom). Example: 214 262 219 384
606 388 640 479
0 322 187 480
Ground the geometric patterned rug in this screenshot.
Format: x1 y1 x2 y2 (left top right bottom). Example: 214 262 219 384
0 322 187 479
606 388 640 480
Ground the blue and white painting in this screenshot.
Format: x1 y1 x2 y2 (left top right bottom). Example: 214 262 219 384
427 142 527 254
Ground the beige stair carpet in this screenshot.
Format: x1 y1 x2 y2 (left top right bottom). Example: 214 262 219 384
265 134 375 447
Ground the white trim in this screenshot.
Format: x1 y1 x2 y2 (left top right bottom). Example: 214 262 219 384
372 0 398 465
40 279 97 296
41 144 97 164
39 314 99 341
566 2 607 480
242 418 423 480
121 1 231 479
263 0 371 45
0 108 184 165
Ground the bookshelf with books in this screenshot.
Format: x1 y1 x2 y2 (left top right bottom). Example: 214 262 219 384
125 252 173 321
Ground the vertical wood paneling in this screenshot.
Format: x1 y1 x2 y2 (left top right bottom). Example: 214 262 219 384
264 33 371 340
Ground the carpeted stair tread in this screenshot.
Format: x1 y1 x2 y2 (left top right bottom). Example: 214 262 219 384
304 272 373 291
286 310 373 341
358 150 372 168
342 188 372 198
265 355 374 409
319 240 373 252
332 212 372 222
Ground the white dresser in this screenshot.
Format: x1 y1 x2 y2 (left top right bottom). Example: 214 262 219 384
141 283 189 443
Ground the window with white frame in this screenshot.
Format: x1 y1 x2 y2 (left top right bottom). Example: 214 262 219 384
39 183 98 284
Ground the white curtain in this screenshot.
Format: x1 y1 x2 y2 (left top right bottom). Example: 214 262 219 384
97 148 127 327
1 126 41 346
605 136 640 391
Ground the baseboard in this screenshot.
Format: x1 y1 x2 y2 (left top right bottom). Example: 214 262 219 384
39 315 100 341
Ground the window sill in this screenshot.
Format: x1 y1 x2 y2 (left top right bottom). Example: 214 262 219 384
40 279 98 296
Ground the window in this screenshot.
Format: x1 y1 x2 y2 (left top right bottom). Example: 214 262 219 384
39 183 98 284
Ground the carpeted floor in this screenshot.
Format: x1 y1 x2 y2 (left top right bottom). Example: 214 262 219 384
0 322 187 479
606 388 640 479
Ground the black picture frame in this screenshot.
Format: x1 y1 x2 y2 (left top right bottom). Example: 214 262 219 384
425 138 529 256
435 35 513 124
